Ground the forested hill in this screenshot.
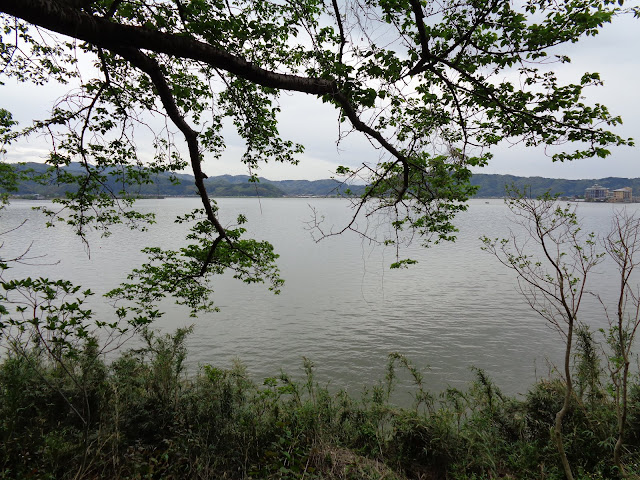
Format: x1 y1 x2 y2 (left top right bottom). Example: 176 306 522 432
4 163 364 197
4 162 638 198
470 174 640 198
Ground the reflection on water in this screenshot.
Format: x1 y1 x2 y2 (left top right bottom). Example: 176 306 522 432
2 198 637 396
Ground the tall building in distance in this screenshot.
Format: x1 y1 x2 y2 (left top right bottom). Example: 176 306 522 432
585 184 609 201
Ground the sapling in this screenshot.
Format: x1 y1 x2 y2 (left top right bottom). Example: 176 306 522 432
601 209 640 477
482 189 603 480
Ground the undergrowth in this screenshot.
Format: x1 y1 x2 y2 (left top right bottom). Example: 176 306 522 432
1 327 639 479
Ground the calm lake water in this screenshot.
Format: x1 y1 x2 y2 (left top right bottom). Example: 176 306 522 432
1 198 637 396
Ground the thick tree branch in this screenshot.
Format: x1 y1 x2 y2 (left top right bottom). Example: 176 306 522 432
113 46 268 274
331 0 346 65
2 0 334 96
408 0 429 59
111 46 226 239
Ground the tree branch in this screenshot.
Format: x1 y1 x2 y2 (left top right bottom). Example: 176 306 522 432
330 0 346 65
111 46 226 240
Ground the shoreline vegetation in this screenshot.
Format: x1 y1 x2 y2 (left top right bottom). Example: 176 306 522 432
3 162 640 200
1 0 637 478
2 326 640 479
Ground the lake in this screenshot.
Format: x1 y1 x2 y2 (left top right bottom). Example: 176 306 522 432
1 197 636 397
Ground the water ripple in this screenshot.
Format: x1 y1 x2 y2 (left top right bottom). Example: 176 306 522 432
3 198 636 397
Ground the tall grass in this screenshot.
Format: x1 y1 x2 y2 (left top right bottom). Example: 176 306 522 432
1 327 639 479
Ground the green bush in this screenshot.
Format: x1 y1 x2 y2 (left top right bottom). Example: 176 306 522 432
1 327 640 479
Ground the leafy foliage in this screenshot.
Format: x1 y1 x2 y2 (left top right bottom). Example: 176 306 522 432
1 327 640 479
107 204 283 320
0 0 634 285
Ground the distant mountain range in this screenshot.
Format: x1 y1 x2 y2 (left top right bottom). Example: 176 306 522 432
5 163 364 198
3 162 639 199
470 174 640 198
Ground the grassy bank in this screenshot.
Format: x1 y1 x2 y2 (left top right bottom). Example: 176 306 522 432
1 327 640 479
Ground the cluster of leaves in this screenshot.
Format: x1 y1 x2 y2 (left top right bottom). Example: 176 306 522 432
107 204 283 323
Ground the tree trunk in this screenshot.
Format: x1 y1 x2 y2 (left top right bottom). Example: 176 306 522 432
554 319 575 480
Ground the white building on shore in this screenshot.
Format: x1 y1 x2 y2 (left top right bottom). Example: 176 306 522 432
585 184 609 201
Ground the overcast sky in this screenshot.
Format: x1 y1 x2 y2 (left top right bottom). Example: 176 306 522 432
1 8 638 181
